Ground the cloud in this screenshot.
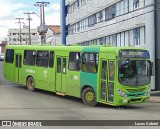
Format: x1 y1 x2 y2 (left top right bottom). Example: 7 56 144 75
0 1 60 41
45 3 60 13
0 2 26 18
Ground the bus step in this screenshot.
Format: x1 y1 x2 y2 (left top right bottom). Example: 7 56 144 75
56 92 65 96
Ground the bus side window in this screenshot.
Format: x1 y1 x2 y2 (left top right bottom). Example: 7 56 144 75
6 49 14 63
49 51 54 68
109 61 115 81
82 53 98 73
69 52 81 71
24 50 36 66
36 51 49 67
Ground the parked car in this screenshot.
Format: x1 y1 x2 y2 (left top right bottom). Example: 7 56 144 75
0 53 4 61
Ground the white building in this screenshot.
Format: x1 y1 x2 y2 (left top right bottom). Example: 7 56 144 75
8 28 38 45
46 25 61 45
65 0 155 89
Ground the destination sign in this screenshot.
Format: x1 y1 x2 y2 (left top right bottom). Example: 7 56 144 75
119 50 150 58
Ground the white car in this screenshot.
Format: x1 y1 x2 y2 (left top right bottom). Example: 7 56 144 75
0 53 4 61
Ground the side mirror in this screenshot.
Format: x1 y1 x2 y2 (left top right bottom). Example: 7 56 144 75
150 62 154 76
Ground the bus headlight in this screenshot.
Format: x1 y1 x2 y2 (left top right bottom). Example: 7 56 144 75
117 89 127 98
145 88 151 96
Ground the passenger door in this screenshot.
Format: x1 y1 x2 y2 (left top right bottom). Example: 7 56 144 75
15 54 22 83
55 56 67 93
99 59 115 103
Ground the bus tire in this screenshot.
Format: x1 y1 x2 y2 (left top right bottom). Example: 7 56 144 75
82 87 97 106
27 77 35 92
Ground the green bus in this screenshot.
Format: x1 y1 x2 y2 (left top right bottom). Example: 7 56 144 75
4 45 153 106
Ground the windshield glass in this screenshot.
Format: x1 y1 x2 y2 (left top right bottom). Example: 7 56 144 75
119 60 151 86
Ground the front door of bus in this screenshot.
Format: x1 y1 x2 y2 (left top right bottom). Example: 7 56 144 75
56 57 67 93
100 60 115 103
15 54 22 83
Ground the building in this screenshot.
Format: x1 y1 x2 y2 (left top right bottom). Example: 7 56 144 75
0 40 8 53
8 28 38 45
46 25 61 45
155 0 160 91
62 0 156 90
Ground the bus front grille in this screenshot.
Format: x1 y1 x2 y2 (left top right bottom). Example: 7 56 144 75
129 98 143 103
125 88 146 93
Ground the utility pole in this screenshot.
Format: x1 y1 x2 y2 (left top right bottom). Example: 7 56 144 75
15 18 24 44
24 12 34 45
34 1 50 44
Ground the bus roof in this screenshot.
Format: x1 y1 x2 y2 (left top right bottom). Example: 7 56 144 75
5 45 148 53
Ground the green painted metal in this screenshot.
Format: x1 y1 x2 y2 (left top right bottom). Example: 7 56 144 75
4 45 151 106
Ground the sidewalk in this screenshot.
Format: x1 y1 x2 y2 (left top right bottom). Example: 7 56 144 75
149 91 160 103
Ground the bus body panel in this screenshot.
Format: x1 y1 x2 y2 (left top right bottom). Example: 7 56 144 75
4 45 152 106
4 63 15 83
66 71 81 98
35 67 55 92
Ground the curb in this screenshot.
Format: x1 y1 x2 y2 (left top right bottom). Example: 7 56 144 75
149 96 160 103
151 91 160 96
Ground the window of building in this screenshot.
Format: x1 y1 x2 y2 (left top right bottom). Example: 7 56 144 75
112 34 117 46
68 25 74 35
66 5 69 15
88 14 97 27
128 29 134 46
97 11 103 23
5 49 14 63
77 22 80 32
13 38 16 42
106 4 116 20
133 28 140 45
124 0 129 13
36 51 49 67
99 37 106 45
77 0 80 8
82 53 98 73
49 51 54 68
84 18 88 30
140 27 145 45
129 0 134 12
89 39 97 45
69 52 81 71
134 0 139 9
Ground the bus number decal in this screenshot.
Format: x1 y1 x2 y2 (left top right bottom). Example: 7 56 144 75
44 70 48 77
73 75 78 80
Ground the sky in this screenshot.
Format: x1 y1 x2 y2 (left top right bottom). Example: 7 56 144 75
0 0 60 41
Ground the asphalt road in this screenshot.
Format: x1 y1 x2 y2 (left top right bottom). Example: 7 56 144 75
0 61 160 129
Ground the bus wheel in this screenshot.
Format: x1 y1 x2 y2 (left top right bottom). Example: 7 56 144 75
27 77 35 92
82 87 97 106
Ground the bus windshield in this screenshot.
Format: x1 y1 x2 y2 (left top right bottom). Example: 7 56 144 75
119 60 151 86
